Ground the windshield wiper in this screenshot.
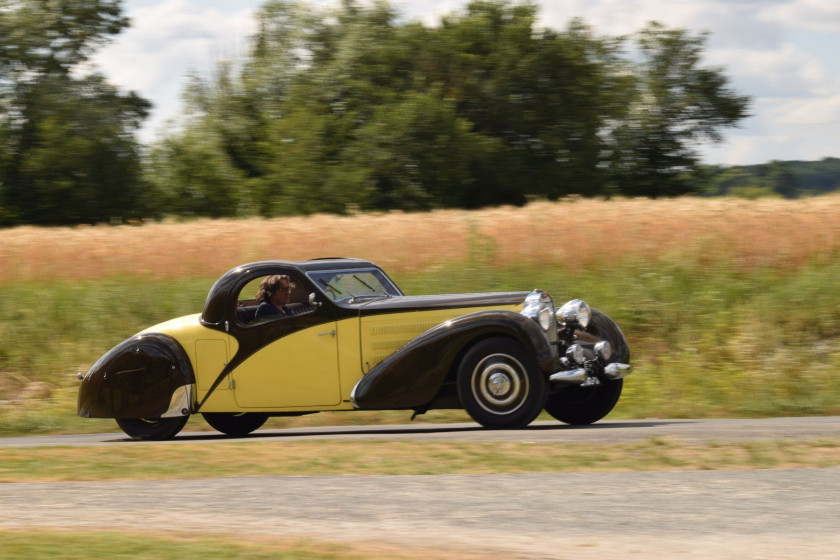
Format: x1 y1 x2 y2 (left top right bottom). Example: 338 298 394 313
353 275 375 291
318 278 343 295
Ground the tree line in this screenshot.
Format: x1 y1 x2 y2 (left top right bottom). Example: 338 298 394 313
703 158 840 199
2 0 754 225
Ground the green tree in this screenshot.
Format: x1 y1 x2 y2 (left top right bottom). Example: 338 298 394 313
426 7 631 201
0 0 150 225
607 22 750 197
765 160 799 198
151 1 750 216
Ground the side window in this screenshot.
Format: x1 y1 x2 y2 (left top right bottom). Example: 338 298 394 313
234 274 312 325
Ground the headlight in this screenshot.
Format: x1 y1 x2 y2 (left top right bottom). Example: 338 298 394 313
538 307 553 331
521 290 557 337
595 340 612 361
557 299 591 329
566 344 585 365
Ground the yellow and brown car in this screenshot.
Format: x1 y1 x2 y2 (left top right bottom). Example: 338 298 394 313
78 258 631 439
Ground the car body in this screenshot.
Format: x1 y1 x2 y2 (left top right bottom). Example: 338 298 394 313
78 258 632 439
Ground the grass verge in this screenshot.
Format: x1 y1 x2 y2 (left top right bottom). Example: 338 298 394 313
3 254 840 435
2 438 840 482
0 530 436 560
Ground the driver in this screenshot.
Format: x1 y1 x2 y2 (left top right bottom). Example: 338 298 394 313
255 275 296 318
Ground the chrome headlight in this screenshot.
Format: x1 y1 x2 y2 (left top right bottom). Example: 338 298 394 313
566 343 585 365
522 290 557 338
595 340 612 361
557 299 591 329
538 307 553 331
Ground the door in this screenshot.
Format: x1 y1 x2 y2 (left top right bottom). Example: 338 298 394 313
231 322 341 409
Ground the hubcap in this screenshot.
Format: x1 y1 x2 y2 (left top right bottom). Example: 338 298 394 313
487 372 511 397
472 353 529 415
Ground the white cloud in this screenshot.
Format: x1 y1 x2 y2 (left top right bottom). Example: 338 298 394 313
702 94 840 164
708 42 827 98
760 0 840 33
93 0 259 140
542 0 710 36
767 95 840 127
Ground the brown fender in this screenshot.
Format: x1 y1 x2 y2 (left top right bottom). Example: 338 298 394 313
77 333 194 419
351 310 556 410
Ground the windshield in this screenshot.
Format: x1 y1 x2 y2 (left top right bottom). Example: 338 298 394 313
307 269 400 302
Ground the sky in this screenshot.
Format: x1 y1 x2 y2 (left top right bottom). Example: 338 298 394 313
93 0 840 166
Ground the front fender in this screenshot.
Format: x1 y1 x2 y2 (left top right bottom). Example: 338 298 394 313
77 333 195 419
577 308 631 364
351 310 556 410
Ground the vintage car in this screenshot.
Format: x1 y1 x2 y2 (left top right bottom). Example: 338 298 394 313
77 258 632 439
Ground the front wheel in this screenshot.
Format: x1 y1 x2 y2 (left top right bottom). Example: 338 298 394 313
202 412 268 437
457 337 547 429
116 416 189 440
544 379 623 425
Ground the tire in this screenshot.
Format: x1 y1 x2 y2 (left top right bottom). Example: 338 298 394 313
544 378 623 425
116 416 189 440
457 337 547 429
202 412 269 437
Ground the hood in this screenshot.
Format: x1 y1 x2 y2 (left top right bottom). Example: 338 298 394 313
356 292 530 315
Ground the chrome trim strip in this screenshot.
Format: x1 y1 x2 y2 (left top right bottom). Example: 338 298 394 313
349 380 361 409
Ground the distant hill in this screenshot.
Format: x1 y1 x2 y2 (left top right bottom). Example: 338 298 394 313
704 157 840 198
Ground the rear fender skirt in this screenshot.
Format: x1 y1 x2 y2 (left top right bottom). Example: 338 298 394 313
77 333 195 419
351 310 556 410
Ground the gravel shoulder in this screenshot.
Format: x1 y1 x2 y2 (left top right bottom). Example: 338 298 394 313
3 469 840 559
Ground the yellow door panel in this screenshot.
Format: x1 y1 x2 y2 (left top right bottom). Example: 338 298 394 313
232 323 340 409
195 340 228 392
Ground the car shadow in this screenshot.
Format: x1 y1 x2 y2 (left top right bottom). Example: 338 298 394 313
109 419 691 443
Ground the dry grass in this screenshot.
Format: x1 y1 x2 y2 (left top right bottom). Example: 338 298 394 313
3 195 839 282
2 438 840 482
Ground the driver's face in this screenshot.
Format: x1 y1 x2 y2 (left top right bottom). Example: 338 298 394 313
271 282 292 306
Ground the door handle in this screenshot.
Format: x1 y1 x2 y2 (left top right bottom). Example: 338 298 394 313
318 330 336 337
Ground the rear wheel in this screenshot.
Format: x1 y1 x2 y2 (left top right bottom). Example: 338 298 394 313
116 416 189 440
202 412 269 437
457 337 547 429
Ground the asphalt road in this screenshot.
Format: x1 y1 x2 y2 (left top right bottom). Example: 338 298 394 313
3 417 839 559
2 415 839 447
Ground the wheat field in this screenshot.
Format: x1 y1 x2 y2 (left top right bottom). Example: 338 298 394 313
2 195 839 281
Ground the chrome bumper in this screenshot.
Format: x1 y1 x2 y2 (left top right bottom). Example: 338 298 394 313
549 362 632 385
